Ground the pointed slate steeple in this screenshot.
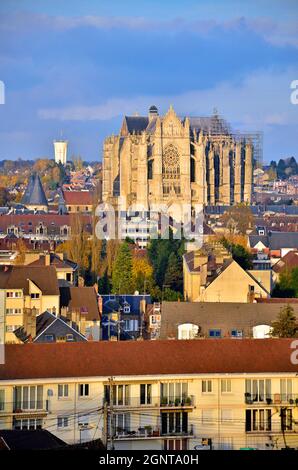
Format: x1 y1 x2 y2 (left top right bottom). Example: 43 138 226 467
21 173 48 210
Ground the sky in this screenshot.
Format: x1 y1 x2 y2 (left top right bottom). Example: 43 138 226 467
0 0 298 162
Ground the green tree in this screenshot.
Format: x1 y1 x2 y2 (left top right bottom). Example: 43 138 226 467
98 268 111 295
164 252 183 292
222 239 253 270
273 267 298 298
112 242 133 294
270 305 298 338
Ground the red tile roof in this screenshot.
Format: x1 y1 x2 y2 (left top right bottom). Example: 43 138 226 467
0 339 296 380
63 191 93 205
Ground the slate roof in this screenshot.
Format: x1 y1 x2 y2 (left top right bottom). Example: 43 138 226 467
14 311 87 343
21 173 48 207
0 339 297 380
100 294 151 315
0 430 66 450
269 232 298 250
0 265 59 295
122 113 231 136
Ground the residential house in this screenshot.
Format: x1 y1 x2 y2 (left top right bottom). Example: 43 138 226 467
61 190 94 214
25 252 78 286
183 248 271 302
99 294 151 340
14 311 88 344
272 250 298 282
60 286 101 340
0 339 297 450
0 265 60 343
159 301 298 340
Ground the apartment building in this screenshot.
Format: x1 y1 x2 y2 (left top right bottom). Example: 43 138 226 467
0 339 297 450
0 265 60 343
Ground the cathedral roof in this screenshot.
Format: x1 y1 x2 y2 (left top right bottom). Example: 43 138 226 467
21 173 48 207
122 111 231 136
124 116 149 133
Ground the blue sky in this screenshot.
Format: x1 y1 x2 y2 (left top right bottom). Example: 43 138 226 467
0 0 297 162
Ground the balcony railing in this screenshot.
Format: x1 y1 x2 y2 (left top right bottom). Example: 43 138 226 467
12 400 49 414
244 393 298 406
114 424 194 440
103 396 195 408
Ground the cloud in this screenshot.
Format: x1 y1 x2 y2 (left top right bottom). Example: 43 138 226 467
1 12 298 48
38 67 298 131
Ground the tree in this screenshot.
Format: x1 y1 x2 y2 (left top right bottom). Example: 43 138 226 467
270 305 298 338
112 242 133 294
164 252 183 292
221 238 253 270
273 267 298 298
56 213 90 276
98 268 111 294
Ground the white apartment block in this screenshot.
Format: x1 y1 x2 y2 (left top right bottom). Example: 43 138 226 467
0 339 297 450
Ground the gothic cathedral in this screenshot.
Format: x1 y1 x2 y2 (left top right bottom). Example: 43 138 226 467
102 105 253 210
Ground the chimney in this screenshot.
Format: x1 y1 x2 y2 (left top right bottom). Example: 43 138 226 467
45 254 51 266
24 307 37 340
140 299 146 315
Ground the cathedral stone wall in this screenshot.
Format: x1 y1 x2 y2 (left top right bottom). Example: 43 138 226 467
102 105 253 210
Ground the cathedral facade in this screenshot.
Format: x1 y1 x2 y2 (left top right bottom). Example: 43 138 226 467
102 105 253 210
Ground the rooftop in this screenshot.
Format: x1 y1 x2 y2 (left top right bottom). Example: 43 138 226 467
0 339 296 380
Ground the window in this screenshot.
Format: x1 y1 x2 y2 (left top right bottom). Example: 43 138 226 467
140 384 152 405
115 413 130 434
78 384 89 397
0 390 4 411
245 379 271 403
202 380 212 393
6 308 22 315
6 325 21 332
280 379 292 402
57 416 69 428
31 293 40 299
178 323 199 340
164 439 187 450
202 409 214 424
221 379 232 393
14 418 42 430
66 273 72 282
231 329 243 338
13 386 43 411
123 304 130 314
281 408 293 431
208 329 221 338
160 382 189 406
6 291 22 298
221 409 233 423
66 334 74 342
245 409 272 432
58 384 69 398
161 412 188 435
44 335 54 342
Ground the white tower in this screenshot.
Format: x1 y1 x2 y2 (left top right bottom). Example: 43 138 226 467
54 140 68 165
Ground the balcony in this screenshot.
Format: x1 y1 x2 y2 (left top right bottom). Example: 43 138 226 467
114 424 194 440
103 396 195 409
12 400 49 416
160 396 195 408
244 393 298 406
